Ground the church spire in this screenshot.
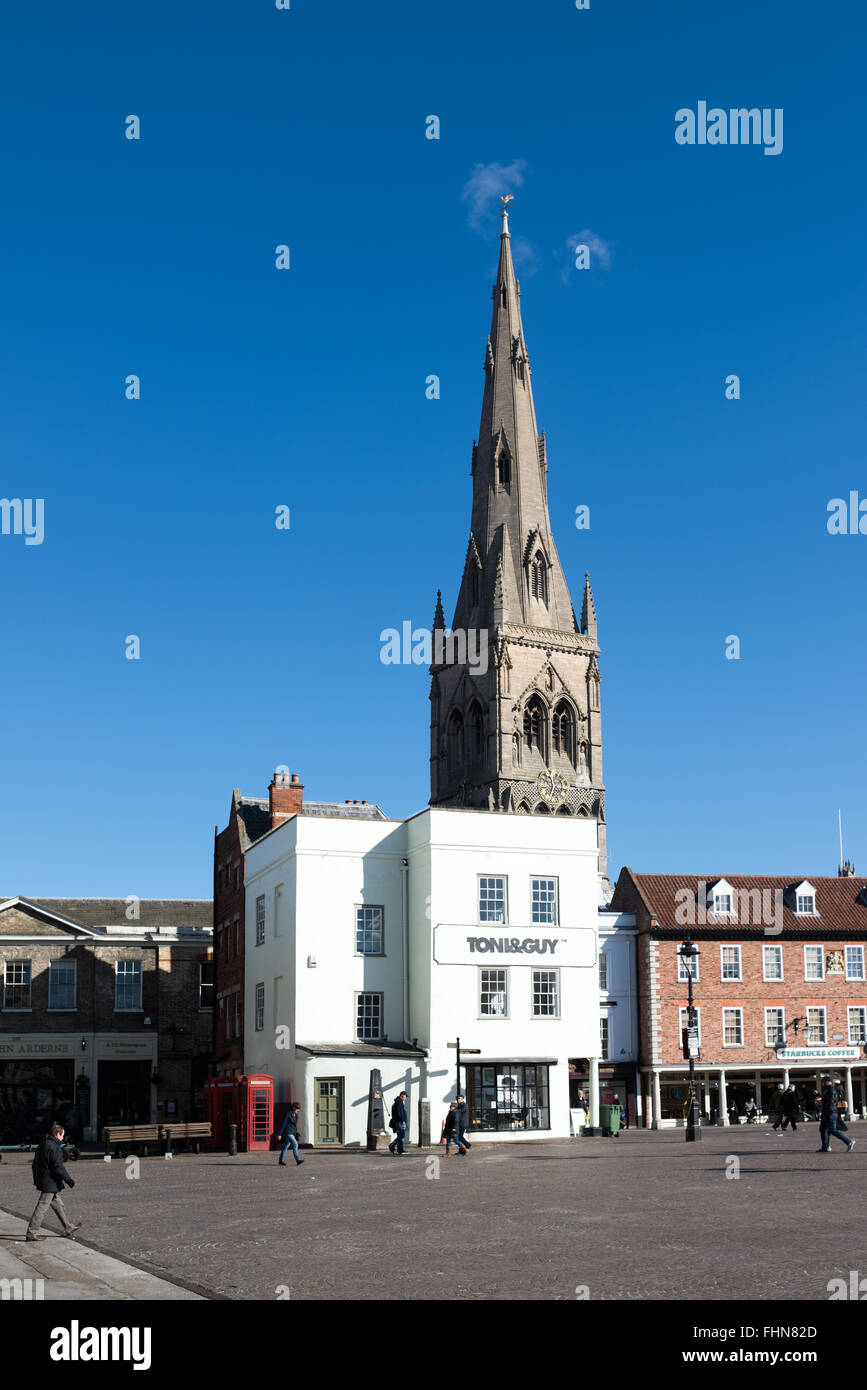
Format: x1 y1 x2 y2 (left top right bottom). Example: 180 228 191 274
429 207 606 879
451 205 574 635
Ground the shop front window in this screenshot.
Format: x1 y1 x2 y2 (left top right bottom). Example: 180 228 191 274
466 1064 550 1132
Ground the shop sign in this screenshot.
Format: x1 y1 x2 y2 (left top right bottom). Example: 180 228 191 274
776 1046 859 1061
0 1040 74 1056
434 923 596 967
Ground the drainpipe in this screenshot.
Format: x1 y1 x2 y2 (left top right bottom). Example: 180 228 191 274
401 858 410 1044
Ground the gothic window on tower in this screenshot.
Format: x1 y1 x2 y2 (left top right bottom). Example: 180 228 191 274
523 697 547 760
497 453 511 489
530 553 548 605
468 703 484 765
447 709 464 778
552 701 575 763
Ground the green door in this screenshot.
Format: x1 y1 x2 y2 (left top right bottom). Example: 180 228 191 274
315 1077 343 1145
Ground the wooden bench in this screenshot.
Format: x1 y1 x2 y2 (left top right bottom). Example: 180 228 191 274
102 1124 161 1157
159 1122 211 1154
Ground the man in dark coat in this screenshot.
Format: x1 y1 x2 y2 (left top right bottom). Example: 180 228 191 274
277 1103 304 1166
780 1085 799 1132
26 1122 81 1241
818 1078 855 1153
455 1093 472 1153
389 1092 408 1155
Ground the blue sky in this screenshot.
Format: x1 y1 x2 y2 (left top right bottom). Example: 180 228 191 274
2 0 865 896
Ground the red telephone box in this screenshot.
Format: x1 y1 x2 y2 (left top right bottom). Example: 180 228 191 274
237 1074 274 1151
204 1077 238 1150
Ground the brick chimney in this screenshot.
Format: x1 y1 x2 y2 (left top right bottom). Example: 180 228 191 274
269 770 303 827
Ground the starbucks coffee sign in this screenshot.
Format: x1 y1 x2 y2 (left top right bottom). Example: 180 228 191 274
776 1046 859 1061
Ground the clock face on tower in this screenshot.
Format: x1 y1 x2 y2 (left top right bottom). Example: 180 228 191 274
537 770 570 808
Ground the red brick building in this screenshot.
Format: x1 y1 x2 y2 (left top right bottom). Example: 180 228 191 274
610 868 867 1127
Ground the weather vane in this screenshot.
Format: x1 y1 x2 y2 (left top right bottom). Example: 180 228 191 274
500 194 514 206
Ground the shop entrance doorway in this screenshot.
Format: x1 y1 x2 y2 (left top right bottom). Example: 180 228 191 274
97 1061 152 1135
314 1077 343 1145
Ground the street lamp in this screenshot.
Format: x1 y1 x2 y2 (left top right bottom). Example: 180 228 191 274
678 940 702 1143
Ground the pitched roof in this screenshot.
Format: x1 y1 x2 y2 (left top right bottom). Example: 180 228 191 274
0 897 213 931
235 794 388 847
618 872 867 935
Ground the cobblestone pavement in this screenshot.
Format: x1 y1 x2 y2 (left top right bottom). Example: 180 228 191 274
1 1128 861 1300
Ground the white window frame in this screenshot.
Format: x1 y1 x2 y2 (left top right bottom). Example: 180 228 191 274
764 1006 786 1047
796 894 815 916
479 968 508 1018
532 968 560 1018
2 960 32 1011
847 1006 867 1045
47 959 77 1011
598 952 609 991
255 895 266 946
713 894 733 916
600 1014 609 1061
679 1005 702 1045
355 991 383 1041
355 905 385 956
255 983 265 1032
803 945 824 981
720 944 742 982
806 1006 827 1044
763 944 784 981
530 876 558 927
198 961 214 1012
722 1007 744 1047
478 875 508 925
677 949 699 982
845 945 865 981
114 959 143 1011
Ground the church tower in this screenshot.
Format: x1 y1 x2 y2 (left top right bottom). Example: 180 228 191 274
429 207 606 878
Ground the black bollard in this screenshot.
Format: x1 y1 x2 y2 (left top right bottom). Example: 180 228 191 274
228 1122 237 1156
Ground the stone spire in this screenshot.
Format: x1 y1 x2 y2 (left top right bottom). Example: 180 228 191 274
429 207 606 878
452 207 575 634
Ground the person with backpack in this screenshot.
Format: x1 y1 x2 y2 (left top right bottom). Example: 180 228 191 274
388 1091 408 1155
26 1122 81 1241
443 1102 467 1156
455 1093 473 1153
818 1077 855 1153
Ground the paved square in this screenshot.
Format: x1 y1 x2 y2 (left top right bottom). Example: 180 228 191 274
1 1128 862 1300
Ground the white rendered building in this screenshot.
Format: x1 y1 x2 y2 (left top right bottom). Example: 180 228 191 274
243 804 602 1146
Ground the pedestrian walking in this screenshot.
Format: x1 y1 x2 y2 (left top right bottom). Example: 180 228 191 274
277 1102 305 1166
26 1122 81 1242
768 1084 785 1133
443 1103 466 1156
389 1092 409 1155
818 1078 855 1153
780 1085 799 1132
455 1093 472 1153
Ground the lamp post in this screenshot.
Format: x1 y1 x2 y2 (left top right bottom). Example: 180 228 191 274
678 940 702 1142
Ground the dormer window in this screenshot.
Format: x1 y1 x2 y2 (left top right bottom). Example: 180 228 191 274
707 879 736 917
792 880 818 916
